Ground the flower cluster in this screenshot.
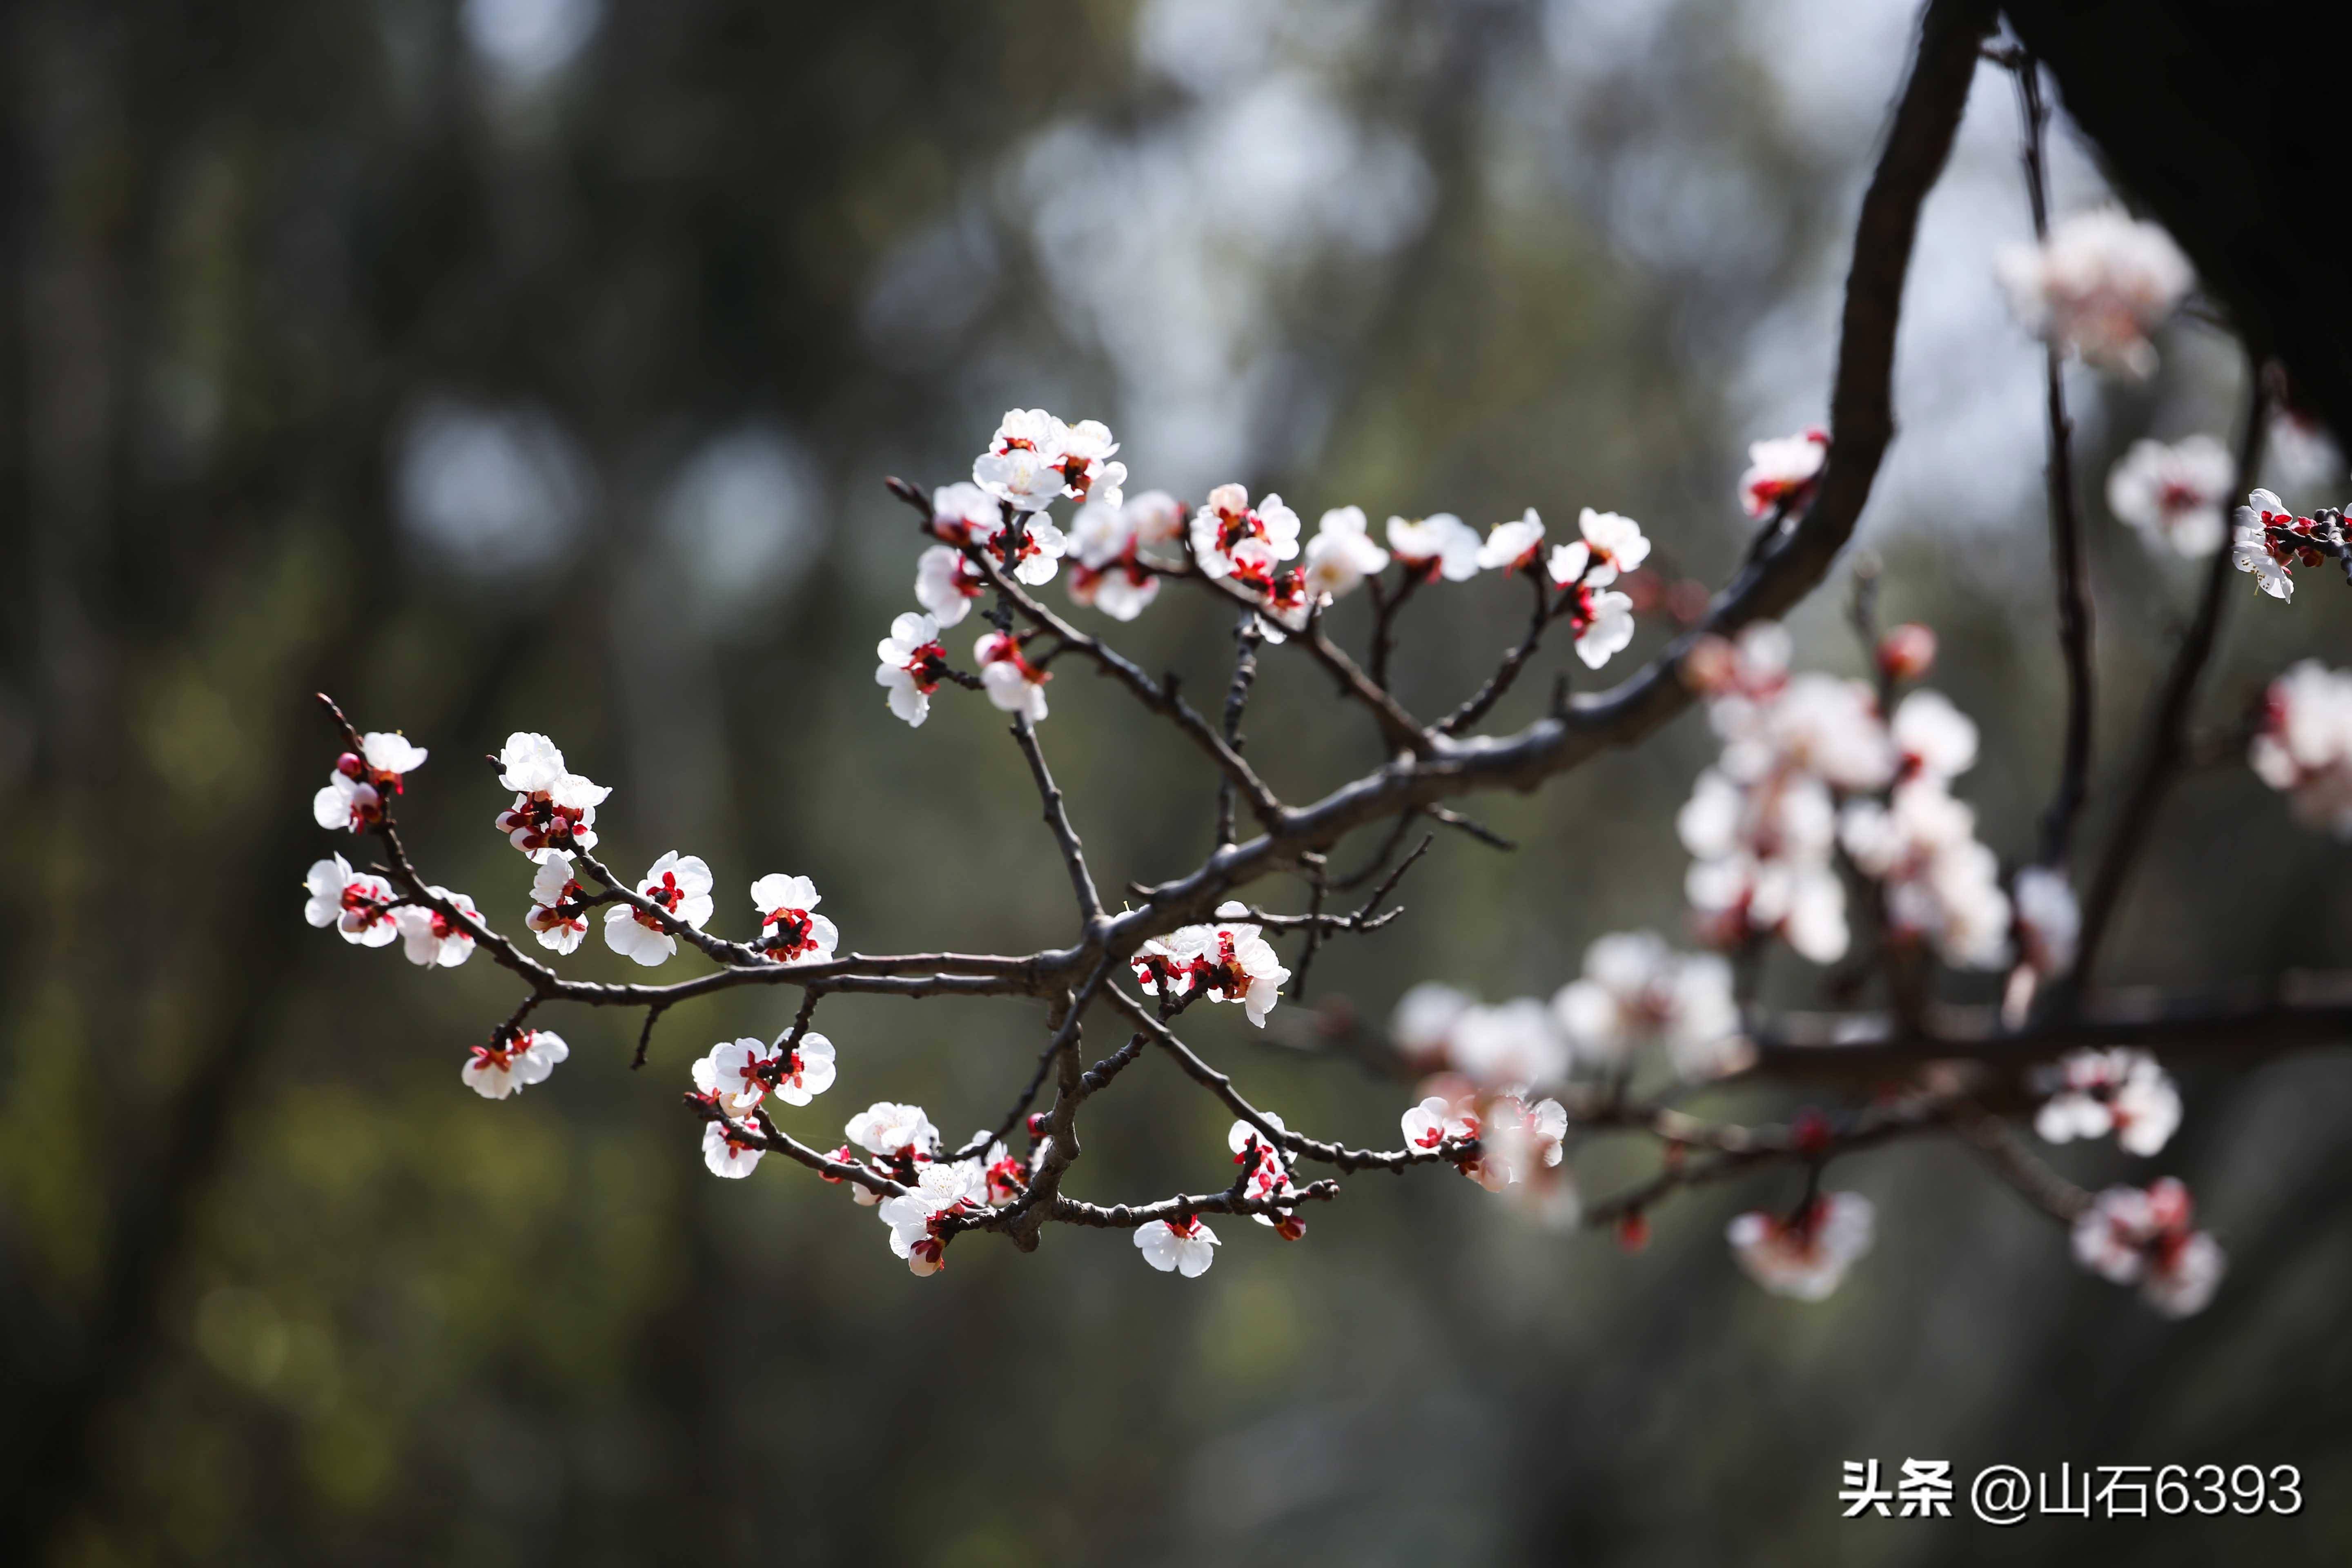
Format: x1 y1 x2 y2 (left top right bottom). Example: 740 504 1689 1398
1726 1192 1876 1301
1131 905 1292 1027
2106 435 2232 557
1401 1084 1575 1222
2231 487 2352 603
2071 1178 2225 1318
2248 659 2352 837
311 731 428 833
1836 690 2011 970
1996 207 2192 379
493 732 610 860
2033 1048 2180 1156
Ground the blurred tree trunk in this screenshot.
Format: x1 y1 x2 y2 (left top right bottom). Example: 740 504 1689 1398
2005 0 2352 436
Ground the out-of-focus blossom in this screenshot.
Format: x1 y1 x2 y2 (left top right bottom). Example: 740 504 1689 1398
2034 1048 2180 1156
1727 1192 1875 1301
1476 508 1546 574
2107 435 2234 557
1390 982 1474 1069
975 629 1051 722
1877 623 1936 683
2012 865 2079 978
2071 1178 2225 1316
1739 428 1829 520
1840 780 2012 969
2250 659 2352 836
1386 512 1481 582
1445 998 1569 1091
1996 209 2192 378
1891 689 1978 783
1551 931 1746 1080
1300 506 1390 601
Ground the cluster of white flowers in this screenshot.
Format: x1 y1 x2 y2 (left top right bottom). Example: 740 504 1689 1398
1680 621 2023 972
1739 428 1829 521
2033 1048 2180 1156
875 409 1662 728
1726 1192 1876 1301
2072 1177 2225 1318
1996 208 2192 379
462 1029 569 1100
1131 904 1292 1027
311 731 428 834
1401 1085 1575 1223
492 732 611 860
2106 435 2233 557
1677 624 1862 964
2249 659 2352 836
2232 486 2352 604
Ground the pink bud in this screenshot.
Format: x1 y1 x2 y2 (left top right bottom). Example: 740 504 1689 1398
336 751 364 778
1877 623 1937 682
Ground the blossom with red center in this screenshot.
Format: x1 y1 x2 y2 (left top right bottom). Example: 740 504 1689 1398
492 733 611 862
394 885 479 968
914 543 989 628
1189 483 1301 581
874 610 950 728
1131 904 1290 1025
2106 435 2232 557
1726 1191 1875 1301
1065 495 1172 622
1227 1116 1303 1229
1739 428 1829 519
974 629 1050 722
845 1101 940 1165
878 1160 989 1276
2034 1048 2180 1156
2230 487 2332 601
1135 1215 1219 1277
702 1114 766 1179
747 873 838 965
303 854 400 947
1401 1092 1479 1156
462 1028 570 1101
2249 658 2352 835
692 1036 781 1117
1300 506 1390 602
928 480 1003 547
971 409 1127 515
601 851 714 967
525 851 590 954
2071 1178 2225 1316
312 731 429 833
1996 208 2191 379
980 1140 1028 1205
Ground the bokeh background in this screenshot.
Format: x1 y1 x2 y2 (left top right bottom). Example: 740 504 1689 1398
5 0 2352 1561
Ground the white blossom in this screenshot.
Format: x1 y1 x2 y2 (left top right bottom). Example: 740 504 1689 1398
1552 932 1746 1080
2013 865 2080 978
492 732 610 861
846 1101 940 1162
525 851 590 954
463 1029 570 1100
2034 1049 2180 1156
302 854 400 947
1996 208 2192 378
394 887 479 968
2106 435 2233 556
1385 512 1481 581
601 851 714 967
1300 506 1390 600
1727 1192 1875 1301
1390 982 1474 1064
692 1036 783 1117
1574 508 1649 583
879 1160 989 1276
914 544 987 627
1065 498 1162 621
1571 586 1636 669
1189 483 1302 581
875 611 947 728
1445 999 1569 1091
2071 1178 2224 1316
1134 1216 1219 1277
1475 508 1546 574
1129 903 1290 1026
1891 689 1978 783
2231 487 2298 600
2250 659 2352 835
974 630 1050 722
749 873 838 965
1739 428 1829 520
702 1118 765 1179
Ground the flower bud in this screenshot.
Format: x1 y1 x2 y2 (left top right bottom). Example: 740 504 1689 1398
1876 622 1936 682
336 751 365 778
